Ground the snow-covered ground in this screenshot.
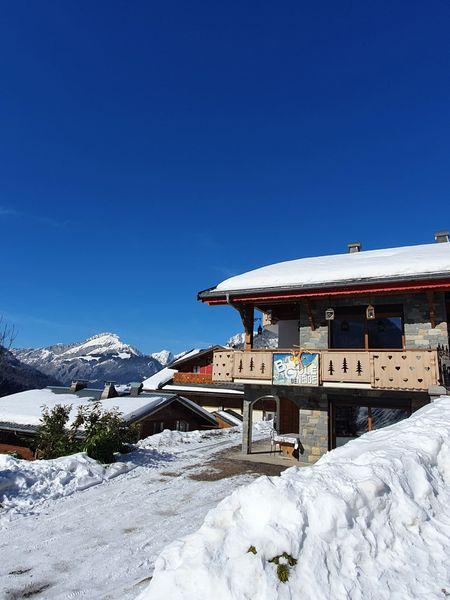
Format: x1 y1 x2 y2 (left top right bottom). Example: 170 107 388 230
0 424 271 599
141 397 450 600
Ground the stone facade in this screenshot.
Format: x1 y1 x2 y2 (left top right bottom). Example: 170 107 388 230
243 385 329 464
240 292 449 463
403 292 448 348
296 292 449 350
298 406 328 465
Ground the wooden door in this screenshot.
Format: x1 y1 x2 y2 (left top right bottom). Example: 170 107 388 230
278 397 299 434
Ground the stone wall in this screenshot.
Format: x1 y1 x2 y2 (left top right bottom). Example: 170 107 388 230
403 292 448 349
295 293 449 350
298 406 328 465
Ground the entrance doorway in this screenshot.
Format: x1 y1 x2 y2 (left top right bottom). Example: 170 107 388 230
329 399 411 449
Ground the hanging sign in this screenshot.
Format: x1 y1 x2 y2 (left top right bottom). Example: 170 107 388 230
272 352 320 386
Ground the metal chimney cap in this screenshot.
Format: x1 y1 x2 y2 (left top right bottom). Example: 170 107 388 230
347 241 362 253
434 230 450 243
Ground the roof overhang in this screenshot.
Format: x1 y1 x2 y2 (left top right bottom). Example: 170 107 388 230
198 274 450 306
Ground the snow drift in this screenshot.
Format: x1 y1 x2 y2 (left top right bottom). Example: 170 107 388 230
140 397 450 600
0 452 134 520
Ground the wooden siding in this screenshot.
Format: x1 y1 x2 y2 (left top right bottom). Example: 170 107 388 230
173 372 213 384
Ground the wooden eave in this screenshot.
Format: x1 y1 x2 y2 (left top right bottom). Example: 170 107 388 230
199 276 450 306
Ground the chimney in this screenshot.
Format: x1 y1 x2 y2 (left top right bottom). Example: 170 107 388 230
434 230 449 243
348 241 361 253
130 382 143 397
101 381 118 400
70 380 88 392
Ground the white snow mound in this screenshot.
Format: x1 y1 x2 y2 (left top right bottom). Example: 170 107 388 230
0 452 133 519
139 397 450 600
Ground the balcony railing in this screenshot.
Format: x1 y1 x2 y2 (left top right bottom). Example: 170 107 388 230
172 372 213 385
212 348 442 391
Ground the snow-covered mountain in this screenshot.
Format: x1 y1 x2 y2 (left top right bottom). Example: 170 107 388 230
227 329 279 349
13 333 165 387
150 350 174 367
0 348 61 397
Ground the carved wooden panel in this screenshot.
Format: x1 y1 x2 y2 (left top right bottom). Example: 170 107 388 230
371 350 438 390
321 352 371 383
212 351 234 382
233 351 273 380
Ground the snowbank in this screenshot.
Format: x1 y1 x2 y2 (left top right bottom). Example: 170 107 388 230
138 421 272 453
140 397 450 600
0 452 133 519
137 426 242 453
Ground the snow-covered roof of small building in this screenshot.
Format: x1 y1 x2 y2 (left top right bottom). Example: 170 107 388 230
142 367 177 391
0 388 216 429
200 242 450 298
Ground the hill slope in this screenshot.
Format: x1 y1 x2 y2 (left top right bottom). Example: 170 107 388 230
0 349 61 397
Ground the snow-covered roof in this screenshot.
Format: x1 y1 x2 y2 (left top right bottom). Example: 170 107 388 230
162 384 243 395
0 388 215 429
169 348 202 366
214 410 243 426
142 367 177 390
203 242 450 296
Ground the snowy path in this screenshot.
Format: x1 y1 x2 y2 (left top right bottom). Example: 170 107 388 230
0 429 271 600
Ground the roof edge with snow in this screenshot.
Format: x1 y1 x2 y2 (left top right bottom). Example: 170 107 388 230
198 242 450 301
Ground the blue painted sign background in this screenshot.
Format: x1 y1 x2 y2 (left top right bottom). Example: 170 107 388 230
272 352 320 386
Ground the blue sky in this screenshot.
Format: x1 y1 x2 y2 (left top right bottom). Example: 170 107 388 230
1 1 450 354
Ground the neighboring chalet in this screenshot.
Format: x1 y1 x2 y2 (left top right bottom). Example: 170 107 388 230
143 347 245 424
0 381 217 459
198 233 450 464
142 346 276 424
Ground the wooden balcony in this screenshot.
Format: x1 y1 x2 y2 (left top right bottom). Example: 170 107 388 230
172 372 213 385
212 348 441 391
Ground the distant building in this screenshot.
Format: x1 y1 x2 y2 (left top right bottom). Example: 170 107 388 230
142 346 275 424
0 382 217 459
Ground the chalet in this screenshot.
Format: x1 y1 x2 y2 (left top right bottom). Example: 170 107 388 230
0 382 217 459
142 346 272 424
142 347 245 416
198 233 450 463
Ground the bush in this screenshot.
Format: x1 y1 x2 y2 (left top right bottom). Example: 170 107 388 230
35 402 138 463
80 402 138 463
35 404 75 459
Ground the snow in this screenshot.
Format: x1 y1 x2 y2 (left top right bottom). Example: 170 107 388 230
0 388 182 427
215 242 450 292
228 329 278 349
0 453 133 518
141 396 450 600
216 410 243 426
142 367 177 390
151 350 174 366
162 384 244 395
0 424 272 599
61 332 141 358
171 348 203 365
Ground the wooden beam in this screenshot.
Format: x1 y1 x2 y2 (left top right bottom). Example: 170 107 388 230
426 290 436 329
236 304 254 350
304 299 316 331
204 277 450 305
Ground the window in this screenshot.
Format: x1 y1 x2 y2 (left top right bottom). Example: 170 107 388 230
332 404 410 448
330 307 365 349
330 305 404 350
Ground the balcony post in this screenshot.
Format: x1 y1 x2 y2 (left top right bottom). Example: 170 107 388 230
236 305 254 351
242 399 252 454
